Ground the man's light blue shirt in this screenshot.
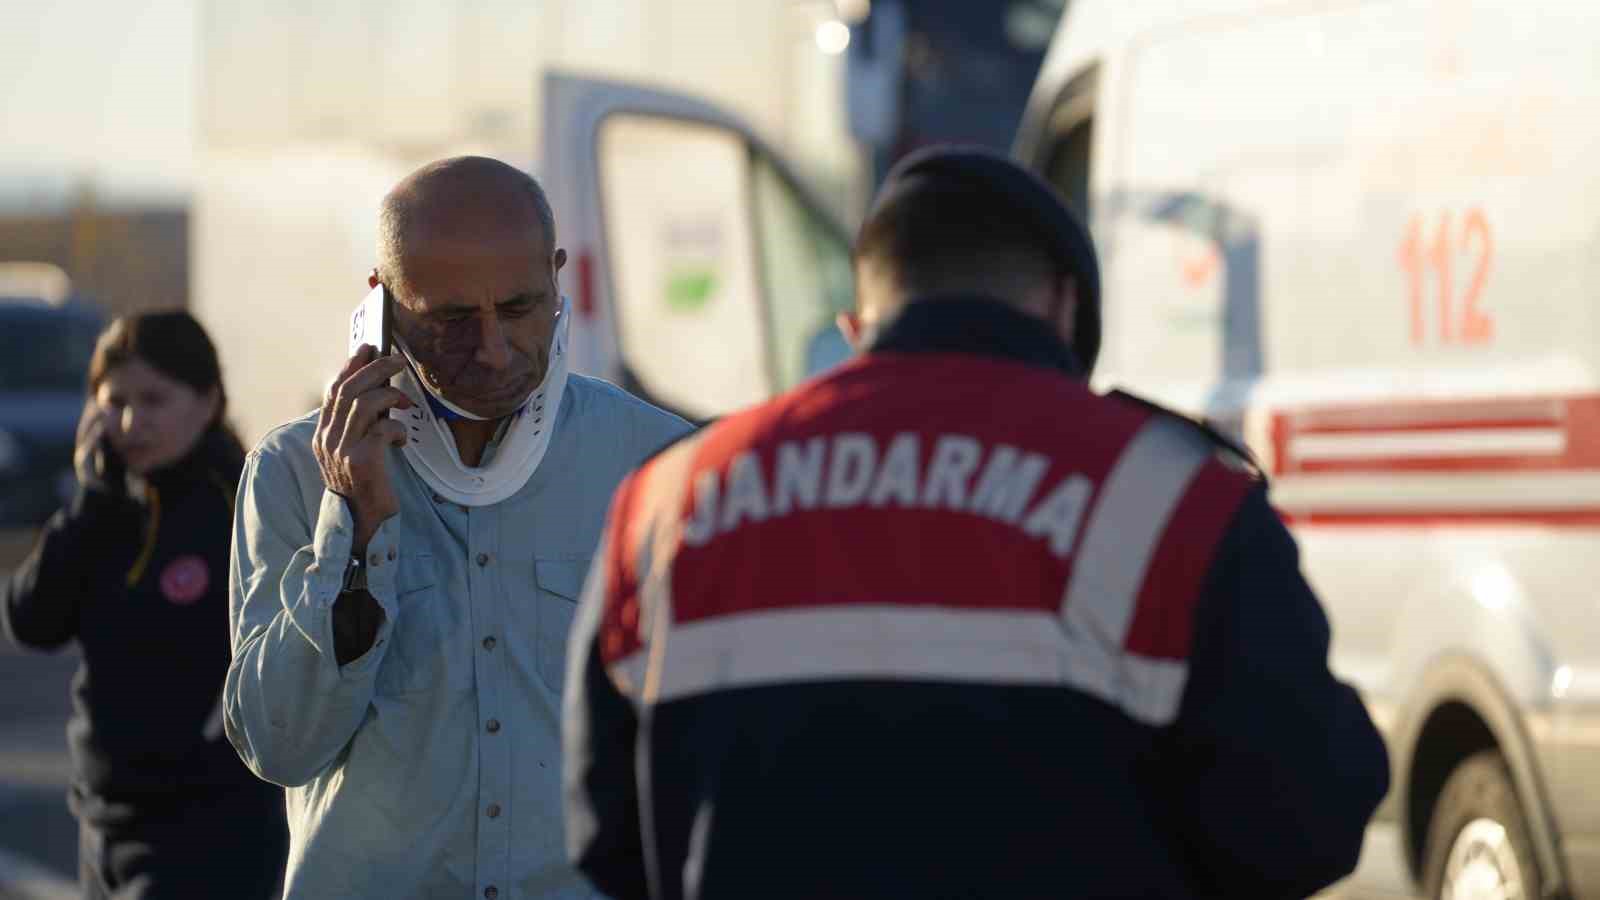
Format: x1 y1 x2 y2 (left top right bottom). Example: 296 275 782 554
225 375 690 899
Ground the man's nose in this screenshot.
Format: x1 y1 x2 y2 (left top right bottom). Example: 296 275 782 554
475 311 512 370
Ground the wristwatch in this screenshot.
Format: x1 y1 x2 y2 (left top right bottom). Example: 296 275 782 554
340 554 369 593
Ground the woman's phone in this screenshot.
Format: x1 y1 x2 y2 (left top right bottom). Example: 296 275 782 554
348 284 392 357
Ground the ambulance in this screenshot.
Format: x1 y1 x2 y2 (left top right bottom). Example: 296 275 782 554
542 2 1600 897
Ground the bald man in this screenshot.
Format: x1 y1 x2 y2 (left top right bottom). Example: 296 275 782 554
225 157 690 899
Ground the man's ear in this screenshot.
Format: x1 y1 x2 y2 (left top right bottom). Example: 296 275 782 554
368 268 381 289
553 247 568 273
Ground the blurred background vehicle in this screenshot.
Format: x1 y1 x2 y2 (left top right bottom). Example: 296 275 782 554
0 264 102 531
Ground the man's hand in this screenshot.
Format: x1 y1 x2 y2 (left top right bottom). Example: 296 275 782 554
314 346 414 551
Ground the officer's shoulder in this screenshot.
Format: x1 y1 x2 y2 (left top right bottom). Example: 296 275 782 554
1106 389 1264 480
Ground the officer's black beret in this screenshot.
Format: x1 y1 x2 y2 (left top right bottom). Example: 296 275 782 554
878 146 1103 373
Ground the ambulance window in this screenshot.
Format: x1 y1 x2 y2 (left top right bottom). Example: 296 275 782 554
598 115 771 420
750 155 855 390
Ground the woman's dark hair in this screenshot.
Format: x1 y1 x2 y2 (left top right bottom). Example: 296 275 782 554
87 310 244 459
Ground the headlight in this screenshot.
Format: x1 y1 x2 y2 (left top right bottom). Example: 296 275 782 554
0 428 21 476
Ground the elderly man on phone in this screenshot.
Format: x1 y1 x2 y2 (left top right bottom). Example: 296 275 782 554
224 156 689 899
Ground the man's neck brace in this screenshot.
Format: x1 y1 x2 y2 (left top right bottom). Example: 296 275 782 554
390 299 571 506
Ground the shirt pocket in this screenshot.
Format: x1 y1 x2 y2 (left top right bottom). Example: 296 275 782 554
377 551 465 697
534 555 592 693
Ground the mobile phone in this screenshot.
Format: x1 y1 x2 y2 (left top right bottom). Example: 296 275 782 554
348 284 392 357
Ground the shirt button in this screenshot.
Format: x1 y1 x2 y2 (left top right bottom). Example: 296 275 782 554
482 636 496 651
486 718 501 734
487 803 501 819
484 888 498 899
368 552 382 566
477 552 490 567
387 548 396 561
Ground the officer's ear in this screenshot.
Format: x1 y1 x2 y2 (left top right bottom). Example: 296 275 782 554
837 311 869 352
1051 275 1079 347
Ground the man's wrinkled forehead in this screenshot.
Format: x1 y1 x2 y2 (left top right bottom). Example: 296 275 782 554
380 206 552 298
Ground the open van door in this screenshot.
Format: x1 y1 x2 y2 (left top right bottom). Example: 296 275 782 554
541 72 856 423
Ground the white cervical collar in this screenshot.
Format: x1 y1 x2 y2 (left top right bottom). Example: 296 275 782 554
391 298 571 507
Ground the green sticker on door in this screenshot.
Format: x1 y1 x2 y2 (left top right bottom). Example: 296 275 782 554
665 265 718 312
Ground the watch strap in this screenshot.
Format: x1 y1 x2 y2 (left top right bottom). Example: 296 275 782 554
341 554 368 593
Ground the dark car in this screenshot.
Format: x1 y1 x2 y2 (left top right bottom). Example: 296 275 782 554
0 299 104 529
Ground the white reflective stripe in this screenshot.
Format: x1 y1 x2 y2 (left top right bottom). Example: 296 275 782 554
1120 656 1188 726
1059 417 1211 726
1063 418 1209 636
607 605 1191 726
1290 428 1565 462
630 436 707 568
612 651 649 696
630 435 705 704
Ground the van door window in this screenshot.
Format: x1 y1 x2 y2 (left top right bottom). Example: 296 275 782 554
750 155 855 390
598 114 771 419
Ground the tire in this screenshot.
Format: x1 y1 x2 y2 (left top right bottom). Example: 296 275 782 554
1422 750 1543 900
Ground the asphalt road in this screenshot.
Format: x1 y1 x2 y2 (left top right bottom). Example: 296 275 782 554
0 533 77 899
0 633 79 898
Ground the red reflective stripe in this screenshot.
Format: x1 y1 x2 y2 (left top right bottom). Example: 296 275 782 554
1282 510 1600 528
1122 461 1251 660
1293 456 1575 474
576 251 596 319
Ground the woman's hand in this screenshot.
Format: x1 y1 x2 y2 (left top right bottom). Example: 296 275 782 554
73 402 126 494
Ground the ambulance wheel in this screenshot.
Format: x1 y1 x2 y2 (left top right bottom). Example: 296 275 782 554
1422 750 1541 900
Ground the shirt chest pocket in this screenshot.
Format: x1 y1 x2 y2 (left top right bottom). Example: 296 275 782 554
533 556 591 694
377 552 471 697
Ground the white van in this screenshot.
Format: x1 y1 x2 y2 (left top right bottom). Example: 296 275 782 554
545 2 1600 897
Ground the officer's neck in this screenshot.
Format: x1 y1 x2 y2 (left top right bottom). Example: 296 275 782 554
866 295 1086 378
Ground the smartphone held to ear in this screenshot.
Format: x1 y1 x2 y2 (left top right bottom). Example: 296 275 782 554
348 284 392 357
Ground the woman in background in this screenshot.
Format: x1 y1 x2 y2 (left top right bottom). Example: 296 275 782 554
2 311 287 898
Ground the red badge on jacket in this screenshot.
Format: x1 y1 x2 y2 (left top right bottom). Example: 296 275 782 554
160 555 210 605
